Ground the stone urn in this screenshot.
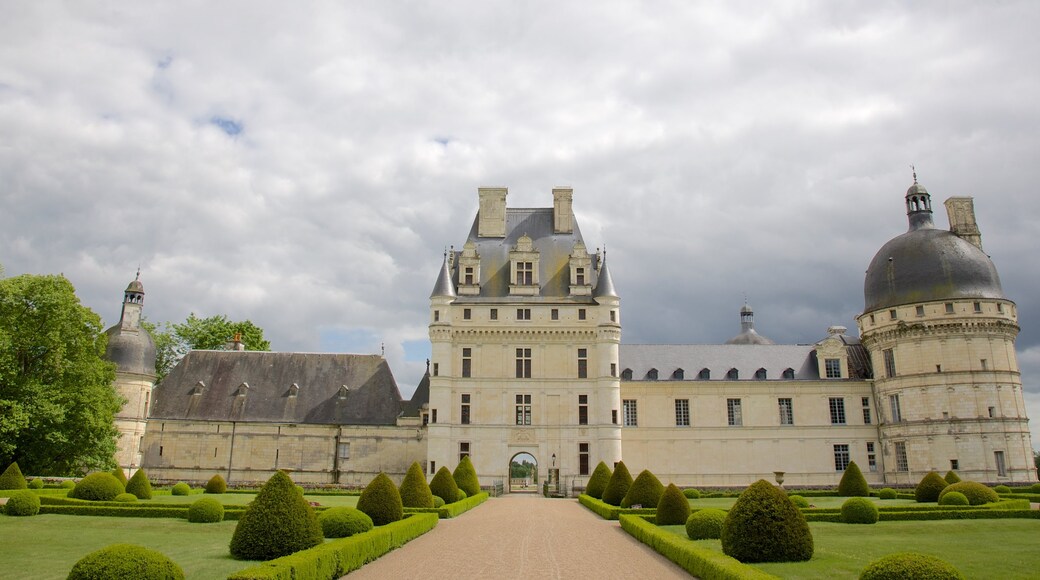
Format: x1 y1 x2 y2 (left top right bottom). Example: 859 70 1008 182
774 471 785 487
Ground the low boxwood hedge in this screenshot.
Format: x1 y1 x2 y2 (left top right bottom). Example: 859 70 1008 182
578 494 656 520
402 491 489 519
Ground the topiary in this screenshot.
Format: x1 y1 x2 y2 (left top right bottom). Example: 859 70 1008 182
939 491 969 506
399 462 434 508
295 485 305 496
601 461 633 506
1031 483 1040 494
838 461 870 497
915 471 949 503
686 509 727 540
452 455 481 497
429 467 460 505
937 481 999 506
879 488 897 500
171 482 191 496
656 484 692 525
788 495 810 508
0 462 28 490
944 471 962 485
67 544 185 580
456 489 468 502
114 493 138 503
28 478 44 489
188 497 225 523
112 467 128 486
5 490 41 516
356 472 404 526
721 479 813 563
69 472 124 501
205 474 227 494
841 497 879 524
859 552 965 580
622 469 664 508
126 469 153 500
61 480 76 489
994 485 1011 494
229 471 323 560
318 507 373 538
585 462 612 499
433 495 445 508
683 488 701 499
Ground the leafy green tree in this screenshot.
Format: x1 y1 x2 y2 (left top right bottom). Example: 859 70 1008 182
0 274 121 475
145 314 270 381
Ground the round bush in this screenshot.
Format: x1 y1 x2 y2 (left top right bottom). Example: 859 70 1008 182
229 471 323 560
318 507 373 538
683 488 701 499
433 495 445 508
721 479 813 563
188 497 224 523
994 485 1011 494
114 493 138 503
69 472 125 502
456 489 468 502
657 484 692 525
939 491 969 506
841 497 879 524
429 467 460 505
622 470 664 508
686 509 727 540
452 455 481 497
67 544 185 580
5 490 41 516
879 488 897 500
0 462 28 490
585 462 612 499
126 469 153 500
1031 483 1040 494
944 471 962 484
205 474 227 494
295 485 305 496
938 481 999 506
601 461 633 506
838 461 870 497
61 480 76 489
788 495 810 508
399 462 434 508
859 551 965 580
356 472 404 526
915 472 948 503
171 482 191 496
28 478 44 489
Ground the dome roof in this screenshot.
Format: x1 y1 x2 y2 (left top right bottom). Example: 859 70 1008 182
104 324 157 377
725 329 775 345
125 279 144 293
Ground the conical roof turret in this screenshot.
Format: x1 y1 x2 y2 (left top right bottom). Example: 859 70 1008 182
593 252 618 299
430 252 457 299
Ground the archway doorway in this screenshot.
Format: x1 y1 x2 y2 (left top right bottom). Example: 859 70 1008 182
509 452 538 493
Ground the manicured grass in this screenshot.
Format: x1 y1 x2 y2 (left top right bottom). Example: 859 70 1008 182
136 493 358 507
689 496 918 509
661 519 1040 578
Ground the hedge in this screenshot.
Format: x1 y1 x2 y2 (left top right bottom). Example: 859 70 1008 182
578 494 656 520
37 504 248 520
804 509 1040 523
227 513 438 580
402 491 489 518
619 515 778 580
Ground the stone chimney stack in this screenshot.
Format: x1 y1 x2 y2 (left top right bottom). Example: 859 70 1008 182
226 332 246 351
944 197 983 251
477 187 507 238
553 187 573 234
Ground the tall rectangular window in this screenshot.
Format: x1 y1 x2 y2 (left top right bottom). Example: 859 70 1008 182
463 308 471 320
883 349 896 378
866 442 877 471
578 394 588 425
338 442 351 459
430 460 436 474
431 409 437 423
829 397 846 425
862 397 872 424
578 308 587 320
551 308 559 320
833 444 850 471
515 348 532 378
778 398 793 425
675 399 690 426
515 394 532 425
459 441 470 461
894 441 909 471
462 348 472 378
460 394 471 425
516 261 534 285
432 363 439 377
516 308 531 320
464 267 474 285
576 268 585 285
622 399 638 427
579 443 590 476
610 310 617 322
727 399 743 426
889 394 902 422
994 451 1007 477
577 348 588 379
611 409 618 425
825 358 841 378
610 363 617 377
490 308 498 320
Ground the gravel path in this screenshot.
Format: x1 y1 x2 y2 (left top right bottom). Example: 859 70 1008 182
346 494 691 579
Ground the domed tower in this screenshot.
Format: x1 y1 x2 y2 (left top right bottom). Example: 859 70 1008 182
725 302 775 345
104 272 157 472
857 176 1032 484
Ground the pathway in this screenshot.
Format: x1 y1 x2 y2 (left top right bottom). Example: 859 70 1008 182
346 494 690 579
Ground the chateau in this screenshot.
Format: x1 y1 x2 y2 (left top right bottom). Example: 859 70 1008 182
106 178 1035 489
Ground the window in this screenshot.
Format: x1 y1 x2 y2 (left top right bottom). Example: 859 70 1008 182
754 368 767 380
829 397 846 425
459 441 470 461
576 268 585 286
945 302 955 314
515 348 532 378
889 394 902 422
422 412 429 426
883 349 896 378
578 308 586 320
610 310 617 322
673 368 684 380
621 368 632 381
463 308 471 320
894 441 909 472
778 398 793 425
726 368 738 380
434 310 440 322
623 399 638 427
490 308 498 320
610 363 617 377
998 303 1004 313
463 267 474 285
866 442 877 472
981 358 988 370
515 394 532 425
889 309 897 320
579 443 590 476
916 305 925 317
578 395 589 425
675 399 690 426
988 406 996 418
433 363 439 377
950 459 959 471
430 460 436 474
825 358 841 378
611 409 618 424
462 348 472 378
577 348 588 379
647 368 658 380
974 301 982 313
699 368 711 380
431 409 437 423
727 399 742 426
516 261 534 285
833 444 850 471
862 397 872 424
782 368 795 379
517 308 532 320
551 308 559 320
460 394 471 425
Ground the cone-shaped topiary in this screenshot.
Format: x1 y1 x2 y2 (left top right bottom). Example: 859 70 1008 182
188 498 225 523
205 474 227 494
585 462 612 499
452 455 481 497
656 483 692 525
67 544 185 580
944 470 962 484
319 507 373 538
0 462 27 490
686 508 727 540
126 469 153 500
939 491 969 506
112 466 128 486
915 471 948 503
860 552 965 580
938 481 999 506
840 497 879 524
399 462 434 508
722 479 813 563
69 472 124 501
5 490 40 516
229 471 323 560
837 461 870 497
356 472 404 526
601 461 633 506
429 466 460 505
621 469 664 508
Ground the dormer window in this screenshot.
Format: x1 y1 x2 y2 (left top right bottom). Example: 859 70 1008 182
568 241 593 296
288 383 300 397
509 235 540 296
457 241 481 296
464 268 475 285
647 368 658 381
726 368 739 380
576 268 585 285
698 368 710 380
516 262 534 284
673 368 685 380
754 368 767 380
621 368 633 381
338 385 350 399
192 381 206 395
782 368 795 379
234 382 250 397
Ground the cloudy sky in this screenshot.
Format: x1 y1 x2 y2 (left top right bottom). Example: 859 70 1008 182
3 2 1039 444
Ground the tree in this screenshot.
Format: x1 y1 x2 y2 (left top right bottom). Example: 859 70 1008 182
0 274 121 475
145 313 271 382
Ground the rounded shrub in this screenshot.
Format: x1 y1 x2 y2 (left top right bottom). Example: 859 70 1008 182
944 471 962 484
452 455 481 497
915 471 949 503
994 485 1011 494
126 469 153 500
939 491 969 506
171 482 191 496
429 467 460 505
601 461 633 507
585 462 612 499
938 481 999 506
838 461 870 497
188 497 224 523
682 488 701 499
61 480 76 489
859 552 965 580
841 497 879 524
456 489 468 502
0 462 28 490
356 472 404 526
879 488 897 500
67 544 185 580
433 495 445 508
319 507 373 538
28 478 44 489
1031 483 1040 494
399 462 434 508
111 467 128 486
721 479 813 563
5 490 41 516
622 469 664 508
205 474 227 494
656 484 692 525
686 508 727 540
295 485 305 496
114 493 138 503
69 472 124 501
229 471 323 560
788 495 810 508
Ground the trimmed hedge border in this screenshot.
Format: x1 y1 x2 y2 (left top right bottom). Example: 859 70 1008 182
38 504 247 520
578 494 656 520
804 508 1040 523
227 513 438 580
403 491 489 518
619 515 778 580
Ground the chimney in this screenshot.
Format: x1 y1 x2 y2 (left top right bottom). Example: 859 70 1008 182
944 197 983 251
477 187 507 238
226 332 246 351
553 187 573 234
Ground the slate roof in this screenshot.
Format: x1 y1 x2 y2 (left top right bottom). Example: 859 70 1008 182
105 323 157 377
620 344 820 381
400 371 430 417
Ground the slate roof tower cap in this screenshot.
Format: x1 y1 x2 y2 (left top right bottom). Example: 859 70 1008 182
593 250 619 299
430 251 457 299
104 272 157 377
725 301 775 345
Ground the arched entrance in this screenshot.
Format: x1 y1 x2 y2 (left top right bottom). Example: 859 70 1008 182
509 452 538 493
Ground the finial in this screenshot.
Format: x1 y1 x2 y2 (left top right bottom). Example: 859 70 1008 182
381 342 385 356
135 266 141 280
911 164 917 183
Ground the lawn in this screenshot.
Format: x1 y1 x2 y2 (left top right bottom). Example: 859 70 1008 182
689 496 917 510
